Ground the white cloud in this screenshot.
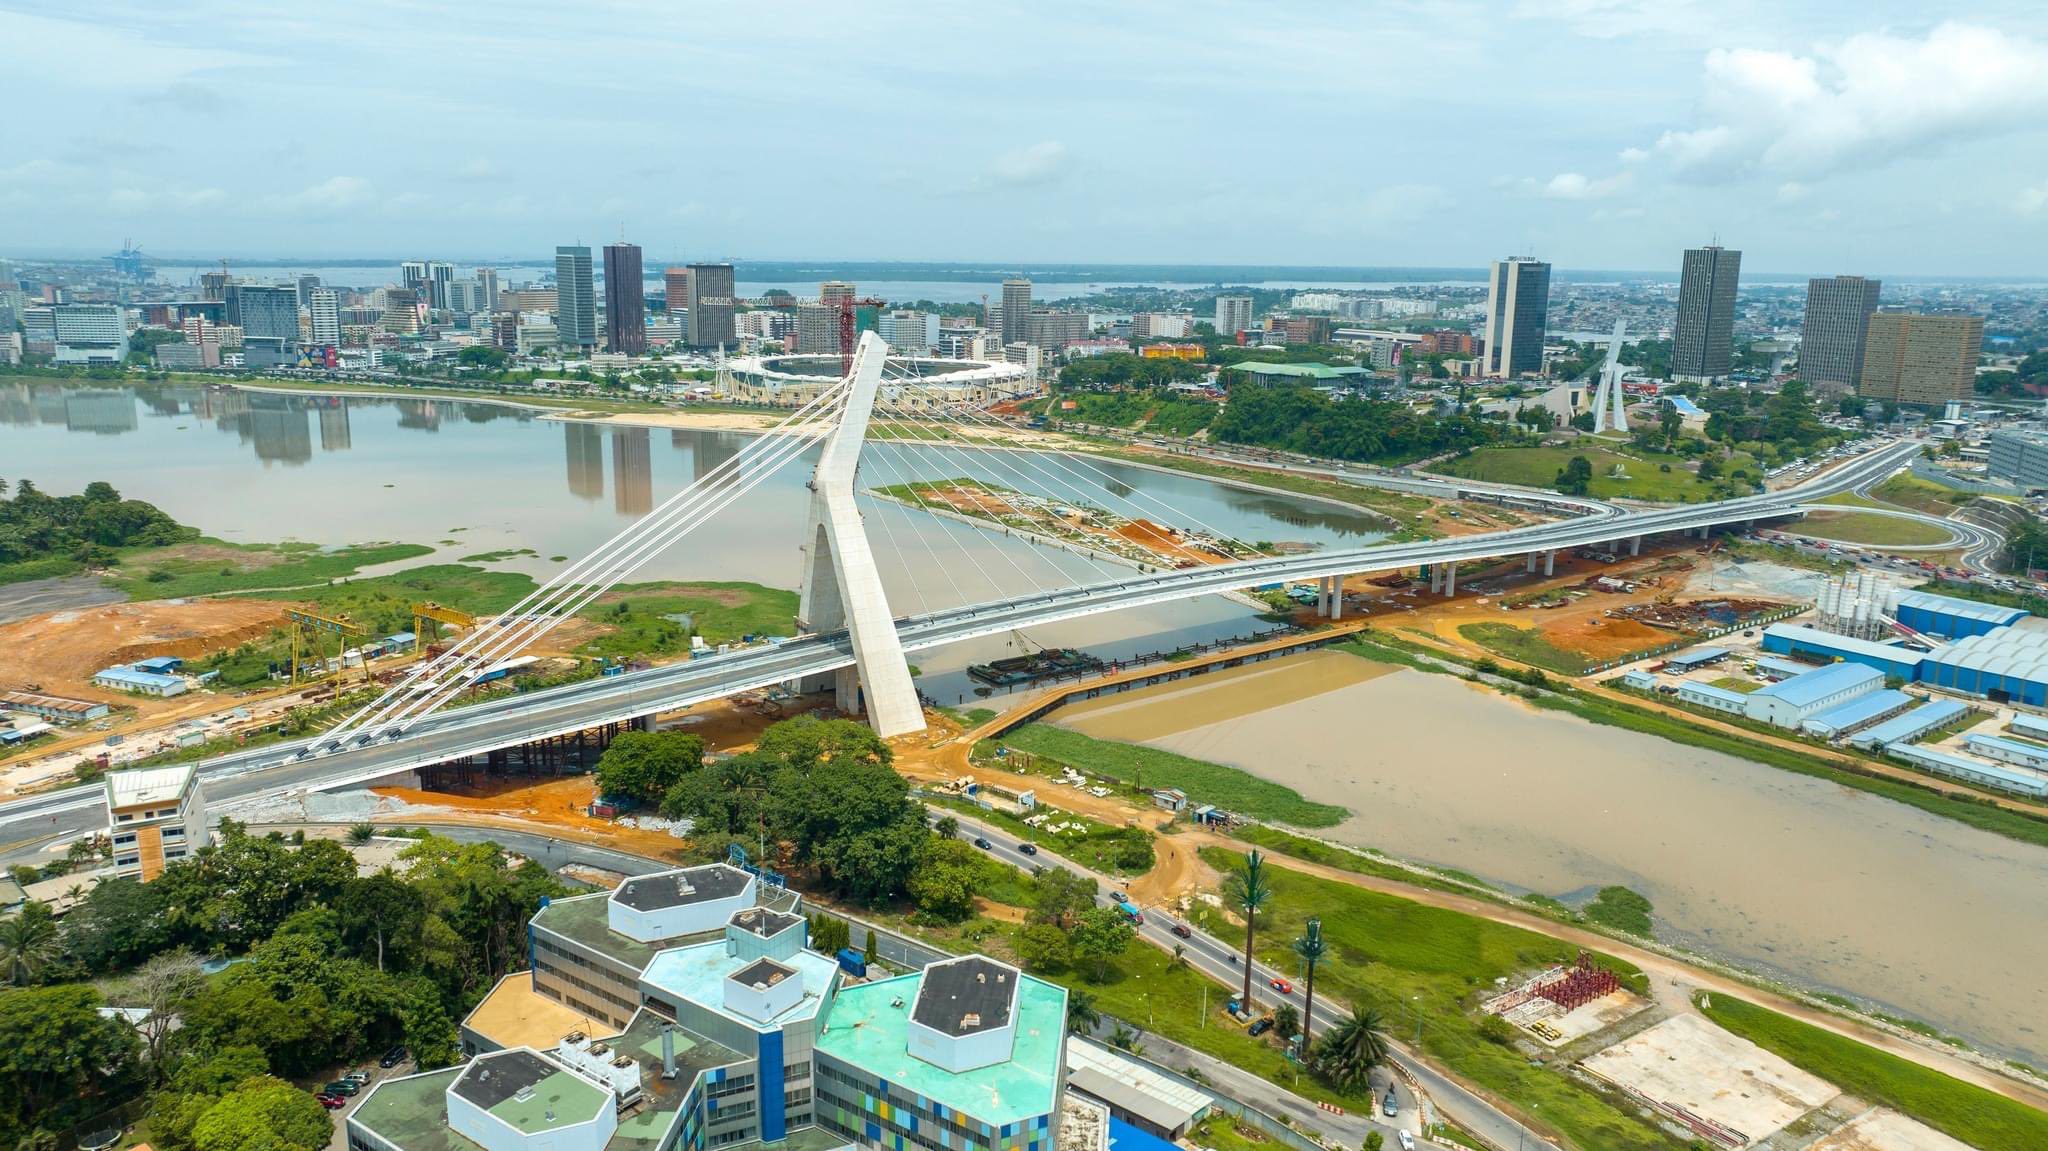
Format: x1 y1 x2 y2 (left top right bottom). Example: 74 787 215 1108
2018 182 2048 216
1776 181 1810 203
985 141 1067 188
1640 22 2048 181
1538 171 1631 200
268 176 374 213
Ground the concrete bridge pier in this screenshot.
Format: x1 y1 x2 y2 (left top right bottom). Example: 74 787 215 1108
1544 550 1556 576
1526 553 1539 573
1328 576 1344 620
1629 535 1642 556
1441 563 1457 597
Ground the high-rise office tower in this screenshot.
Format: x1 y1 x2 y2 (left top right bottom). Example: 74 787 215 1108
1482 258 1550 378
309 288 340 346
225 284 301 341
200 269 230 302
296 274 321 307
400 261 429 306
427 261 457 311
555 245 596 351
1000 278 1032 346
475 267 500 312
603 242 646 355
664 267 691 315
686 263 736 347
1857 313 1984 406
1215 295 1253 335
1673 245 1742 381
1800 275 1881 389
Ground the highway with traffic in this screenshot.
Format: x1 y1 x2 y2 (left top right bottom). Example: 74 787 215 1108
0 438 1923 862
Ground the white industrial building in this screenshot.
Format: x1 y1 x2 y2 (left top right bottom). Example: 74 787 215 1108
1742 663 1884 729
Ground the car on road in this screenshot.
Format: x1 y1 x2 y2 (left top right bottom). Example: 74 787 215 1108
1269 978 1293 994
1247 1017 1274 1037
1382 1092 1398 1118
1398 1133 1415 1150
314 1094 346 1110
973 837 992 850
379 1046 407 1068
1170 923 1192 939
343 1071 371 1084
1018 842 1037 855
322 1081 361 1097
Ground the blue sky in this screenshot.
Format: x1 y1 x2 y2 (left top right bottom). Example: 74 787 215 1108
5 1 2048 274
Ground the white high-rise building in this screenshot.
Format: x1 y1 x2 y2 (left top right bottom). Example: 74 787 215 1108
877 310 938 354
309 288 340 345
1215 295 1253 335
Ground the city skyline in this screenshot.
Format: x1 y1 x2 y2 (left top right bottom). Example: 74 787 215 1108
5 4 2048 273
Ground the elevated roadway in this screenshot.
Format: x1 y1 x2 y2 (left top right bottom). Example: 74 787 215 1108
0 440 1920 859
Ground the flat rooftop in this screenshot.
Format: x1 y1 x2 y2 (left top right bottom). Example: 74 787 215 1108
106 765 195 809
350 1067 466 1151
913 956 1018 1038
732 957 797 990
533 893 709 971
603 1010 745 1151
642 939 838 1030
613 865 751 912
815 969 1065 1127
453 1049 611 1134
728 907 803 939
464 973 608 1052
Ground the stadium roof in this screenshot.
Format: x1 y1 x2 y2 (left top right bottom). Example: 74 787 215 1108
1751 662 1884 708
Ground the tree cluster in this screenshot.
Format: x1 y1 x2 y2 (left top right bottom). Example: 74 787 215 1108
1211 383 1517 465
0 479 194 569
0 825 565 1149
1057 353 1206 391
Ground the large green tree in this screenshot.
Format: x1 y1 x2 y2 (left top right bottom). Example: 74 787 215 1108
1069 907 1136 982
594 730 705 804
191 1076 332 1151
907 838 986 923
1313 1006 1391 1090
1224 850 1271 1014
0 984 140 1136
0 900 60 984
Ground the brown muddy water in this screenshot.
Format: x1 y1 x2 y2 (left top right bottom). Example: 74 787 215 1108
1055 651 2048 1064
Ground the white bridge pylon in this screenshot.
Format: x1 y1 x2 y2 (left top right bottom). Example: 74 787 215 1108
1589 317 1629 435
797 333 926 737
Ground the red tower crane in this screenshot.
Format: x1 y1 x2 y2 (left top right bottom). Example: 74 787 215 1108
835 296 889 375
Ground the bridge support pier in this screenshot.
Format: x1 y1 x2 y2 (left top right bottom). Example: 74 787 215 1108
1526 553 1538 573
1629 536 1641 557
1544 550 1555 577
1442 564 1457 597
795 333 926 739
1327 576 1343 620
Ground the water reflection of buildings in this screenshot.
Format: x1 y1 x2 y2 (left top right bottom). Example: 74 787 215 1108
244 395 313 465
612 427 653 517
63 390 140 434
318 403 352 452
564 423 605 502
395 400 443 431
683 430 744 484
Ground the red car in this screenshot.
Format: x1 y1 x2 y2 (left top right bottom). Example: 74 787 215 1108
314 1094 346 1110
1169 923 1193 939
1269 978 1293 994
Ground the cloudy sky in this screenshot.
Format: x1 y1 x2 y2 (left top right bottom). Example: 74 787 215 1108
5 1 2048 274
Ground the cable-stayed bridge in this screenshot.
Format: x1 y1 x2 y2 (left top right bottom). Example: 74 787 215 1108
0 334 1922 849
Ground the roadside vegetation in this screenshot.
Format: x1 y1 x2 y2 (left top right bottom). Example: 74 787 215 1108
1870 473 1962 516
996 723 1349 826
922 793 1155 876
1794 510 1951 547
0 478 194 585
1457 622 1595 675
1696 994 2048 1151
1441 444 1757 502
111 540 435 599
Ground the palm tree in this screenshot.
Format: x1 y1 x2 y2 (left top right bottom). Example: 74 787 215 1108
1313 1005 1391 1091
1223 849 1270 1014
0 901 60 985
1292 917 1327 1054
1066 989 1101 1036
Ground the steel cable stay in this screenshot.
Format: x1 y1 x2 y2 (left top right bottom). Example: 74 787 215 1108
319 379 856 748
857 422 1024 606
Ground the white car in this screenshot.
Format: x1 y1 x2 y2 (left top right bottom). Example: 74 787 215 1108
1398 1134 1415 1151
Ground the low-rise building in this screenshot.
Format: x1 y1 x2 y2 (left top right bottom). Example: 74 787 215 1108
0 689 111 723
1744 663 1884 729
1675 681 1747 715
105 765 206 881
91 664 189 697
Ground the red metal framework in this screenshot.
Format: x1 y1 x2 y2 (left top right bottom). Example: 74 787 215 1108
836 295 888 375
1534 952 1620 1011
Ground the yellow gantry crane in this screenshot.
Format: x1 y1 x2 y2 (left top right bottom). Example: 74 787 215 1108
286 608 366 687
410 601 477 647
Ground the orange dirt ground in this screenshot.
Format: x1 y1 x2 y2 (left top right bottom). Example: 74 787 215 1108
1538 613 1672 659
0 599 295 700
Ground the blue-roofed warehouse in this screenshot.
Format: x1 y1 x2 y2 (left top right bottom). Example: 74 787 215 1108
1962 733 2048 771
1918 618 2048 707
1848 699 1970 749
1662 647 1730 672
1893 589 2027 639
1799 689 1914 739
1751 655 1817 681
1745 662 1884 728
1887 743 2048 797
1760 624 1927 681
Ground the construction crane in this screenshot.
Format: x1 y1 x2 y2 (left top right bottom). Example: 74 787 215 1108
285 609 365 687
410 601 477 648
835 295 889 375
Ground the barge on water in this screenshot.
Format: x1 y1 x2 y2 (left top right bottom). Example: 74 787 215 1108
967 648 1105 687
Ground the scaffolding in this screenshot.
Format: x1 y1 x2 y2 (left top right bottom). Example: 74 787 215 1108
1534 952 1620 1011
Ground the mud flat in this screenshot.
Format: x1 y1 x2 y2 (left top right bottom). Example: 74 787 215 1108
1054 655 2048 1065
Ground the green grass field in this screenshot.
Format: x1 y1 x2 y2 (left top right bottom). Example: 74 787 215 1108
579 581 799 657
1457 622 1595 675
1796 510 1951 547
1709 675 1761 693
1440 445 1755 502
1696 994 2048 1151
997 724 1349 827
1870 473 1963 516
109 539 435 598
1194 846 1671 1151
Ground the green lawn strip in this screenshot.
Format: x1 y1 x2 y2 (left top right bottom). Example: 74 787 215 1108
1193 846 1671 1151
1870 473 1962 516
1708 676 1760 694
1457 622 1594 676
1695 994 2048 1151
1797 511 1951 547
1440 445 1752 502
105 540 435 598
923 794 1155 876
997 723 1349 827
0 555 90 585
1333 636 1459 676
578 581 799 659
1814 492 1881 508
237 564 538 630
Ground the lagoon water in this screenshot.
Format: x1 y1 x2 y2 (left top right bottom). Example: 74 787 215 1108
1057 653 2048 1065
